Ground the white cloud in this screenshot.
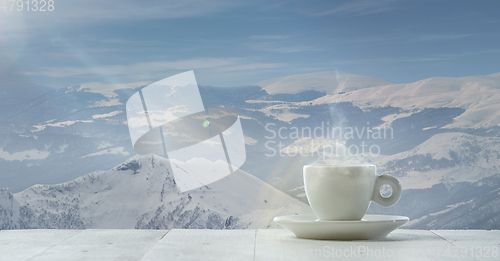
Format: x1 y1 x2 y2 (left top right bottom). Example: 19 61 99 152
414 34 471 42
326 49 500 66
312 0 399 16
401 50 500 62
247 33 320 53
212 62 286 72
247 43 322 53
250 35 292 40
23 58 288 87
336 33 471 46
25 58 286 78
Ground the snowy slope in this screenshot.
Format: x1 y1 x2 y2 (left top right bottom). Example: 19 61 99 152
405 177 500 229
375 132 500 189
0 82 143 192
256 71 392 95
285 132 500 193
0 155 310 229
3 71 500 230
296 72 500 129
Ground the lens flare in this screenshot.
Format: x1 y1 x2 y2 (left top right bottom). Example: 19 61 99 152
0 11 28 73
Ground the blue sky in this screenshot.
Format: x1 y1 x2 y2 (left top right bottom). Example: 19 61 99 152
1 0 500 88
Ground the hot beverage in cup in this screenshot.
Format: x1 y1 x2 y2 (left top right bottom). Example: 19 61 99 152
303 165 402 221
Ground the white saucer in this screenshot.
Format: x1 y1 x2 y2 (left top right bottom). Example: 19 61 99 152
273 214 409 240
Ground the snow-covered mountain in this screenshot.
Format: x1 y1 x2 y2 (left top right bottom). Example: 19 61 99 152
256 71 392 95
366 133 500 229
0 82 142 192
2 71 500 229
258 72 500 129
404 173 500 229
376 132 500 189
252 72 500 229
287 132 500 193
0 155 310 229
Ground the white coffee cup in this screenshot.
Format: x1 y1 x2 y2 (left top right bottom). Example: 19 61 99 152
303 165 402 221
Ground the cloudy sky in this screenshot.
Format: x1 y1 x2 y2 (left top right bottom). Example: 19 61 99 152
1 0 499 88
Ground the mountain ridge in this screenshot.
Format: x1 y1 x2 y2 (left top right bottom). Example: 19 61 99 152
2 71 500 229
0 155 311 229
256 71 393 95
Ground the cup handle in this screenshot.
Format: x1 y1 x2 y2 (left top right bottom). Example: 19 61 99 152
371 174 402 207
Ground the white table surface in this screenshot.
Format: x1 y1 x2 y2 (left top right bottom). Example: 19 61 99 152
0 229 499 260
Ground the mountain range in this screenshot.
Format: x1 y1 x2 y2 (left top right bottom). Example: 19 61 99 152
1 71 500 229
0 155 310 229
